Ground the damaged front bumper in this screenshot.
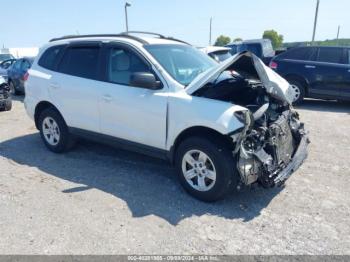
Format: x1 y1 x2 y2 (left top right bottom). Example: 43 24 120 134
273 133 309 186
235 108 310 188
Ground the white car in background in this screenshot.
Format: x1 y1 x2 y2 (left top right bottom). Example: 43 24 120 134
24 32 309 202
200 46 232 62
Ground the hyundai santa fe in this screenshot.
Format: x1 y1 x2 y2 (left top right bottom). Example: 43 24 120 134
24 32 309 202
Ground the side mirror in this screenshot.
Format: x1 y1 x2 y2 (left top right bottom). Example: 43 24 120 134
130 72 161 90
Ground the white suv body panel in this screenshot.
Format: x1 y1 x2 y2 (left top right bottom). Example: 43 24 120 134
166 91 245 150
98 80 168 149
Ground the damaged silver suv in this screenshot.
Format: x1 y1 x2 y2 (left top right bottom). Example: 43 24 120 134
25 32 309 202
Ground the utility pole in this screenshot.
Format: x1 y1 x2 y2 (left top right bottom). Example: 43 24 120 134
311 0 320 45
209 17 212 46
125 2 131 32
336 25 340 44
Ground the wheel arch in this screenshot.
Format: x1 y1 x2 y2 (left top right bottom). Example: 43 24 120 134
34 101 64 130
168 126 235 164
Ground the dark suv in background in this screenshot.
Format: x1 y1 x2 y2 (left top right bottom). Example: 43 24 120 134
270 46 350 103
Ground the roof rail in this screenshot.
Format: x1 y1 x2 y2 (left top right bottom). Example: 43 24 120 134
122 31 190 45
49 31 191 45
121 31 166 38
49 34 149 44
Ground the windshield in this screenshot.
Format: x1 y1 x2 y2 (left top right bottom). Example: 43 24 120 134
144 44 217 86
0 54 14 62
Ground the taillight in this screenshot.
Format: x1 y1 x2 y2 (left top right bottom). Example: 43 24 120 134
269 61 278 69
23 72 29 81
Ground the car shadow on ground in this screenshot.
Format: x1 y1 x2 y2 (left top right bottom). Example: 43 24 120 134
296 99 350 113
0 133 283 225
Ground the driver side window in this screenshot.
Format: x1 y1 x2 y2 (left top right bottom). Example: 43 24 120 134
107 47 151 86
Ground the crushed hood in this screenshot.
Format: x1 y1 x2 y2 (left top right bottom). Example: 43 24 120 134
185 51 294 104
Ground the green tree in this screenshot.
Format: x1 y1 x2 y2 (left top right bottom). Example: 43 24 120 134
233 37 243 42
262 30 284 49
214 35 231 46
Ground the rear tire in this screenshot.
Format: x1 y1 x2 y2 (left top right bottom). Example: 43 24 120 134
38 108 76 153
9 81 20 96
175 137 238 202
4 99 12 111
288 79 305 105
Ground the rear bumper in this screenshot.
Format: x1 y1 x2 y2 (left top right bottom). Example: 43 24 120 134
273 134 310 186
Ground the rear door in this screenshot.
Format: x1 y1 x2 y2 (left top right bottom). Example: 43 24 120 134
310 47 346 98
50 43 102 132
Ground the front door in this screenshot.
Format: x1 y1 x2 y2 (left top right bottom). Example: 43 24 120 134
99 44 168 150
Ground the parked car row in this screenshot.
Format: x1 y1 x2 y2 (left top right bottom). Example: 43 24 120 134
0 56 34 96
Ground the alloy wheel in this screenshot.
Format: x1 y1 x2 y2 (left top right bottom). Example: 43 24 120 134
42 117 60 146
181 149 217 192
290 84 301 102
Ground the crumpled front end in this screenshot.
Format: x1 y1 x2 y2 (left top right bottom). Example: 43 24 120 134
236 107 309 187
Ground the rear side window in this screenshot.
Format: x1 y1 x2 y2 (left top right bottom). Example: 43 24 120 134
279 47 316 61
317 48 344 64
58 46 100 80
39 45 66 70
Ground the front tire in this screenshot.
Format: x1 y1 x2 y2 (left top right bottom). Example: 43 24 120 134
175 137 237 202
288 79 305 105
38 108 75 153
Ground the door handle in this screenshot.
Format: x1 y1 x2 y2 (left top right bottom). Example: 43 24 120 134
102 94 113 102
305 65 316 69
50 82 60 89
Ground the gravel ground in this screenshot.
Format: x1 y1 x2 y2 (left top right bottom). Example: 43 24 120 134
0 97 349 255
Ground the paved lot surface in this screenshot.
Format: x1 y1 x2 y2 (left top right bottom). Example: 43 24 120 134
0 97 350 255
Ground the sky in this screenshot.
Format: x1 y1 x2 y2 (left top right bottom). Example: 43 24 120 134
1 0 349 48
